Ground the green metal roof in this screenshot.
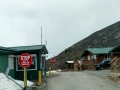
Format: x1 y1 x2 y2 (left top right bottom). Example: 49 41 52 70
0 45 48 54
0 46 17 54
87 47 114 54
8 45 45 51
0 46 17 52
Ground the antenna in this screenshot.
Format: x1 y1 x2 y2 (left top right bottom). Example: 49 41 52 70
45 29 47 46
41 27 42 45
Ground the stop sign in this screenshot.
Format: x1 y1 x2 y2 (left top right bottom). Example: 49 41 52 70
51 58 56 64
18 53 32 68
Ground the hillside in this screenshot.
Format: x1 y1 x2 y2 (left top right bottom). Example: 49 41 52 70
46 21 120 70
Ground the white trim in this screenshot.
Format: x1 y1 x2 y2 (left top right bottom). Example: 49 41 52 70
16 54 37 71
66 61 81 64
9 55 15 57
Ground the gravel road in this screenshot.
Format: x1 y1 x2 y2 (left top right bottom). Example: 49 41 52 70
45 71 120 90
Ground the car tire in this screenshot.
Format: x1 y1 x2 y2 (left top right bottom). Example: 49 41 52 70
100 66 104 70
96 67 99 70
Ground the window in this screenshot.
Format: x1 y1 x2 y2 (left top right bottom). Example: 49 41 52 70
41 56 45 69
93 55 96 60
8 55 15 70
104 55 107 58
104 54 110 59
87 55 90 60
16 54 37 71
91 56 94 59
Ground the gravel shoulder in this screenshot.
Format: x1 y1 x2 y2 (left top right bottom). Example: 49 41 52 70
83 70 120 86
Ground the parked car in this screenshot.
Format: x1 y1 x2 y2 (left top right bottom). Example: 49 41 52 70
94 58 111 70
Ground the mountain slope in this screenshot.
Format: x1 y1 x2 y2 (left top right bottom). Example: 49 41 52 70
46 21 120 70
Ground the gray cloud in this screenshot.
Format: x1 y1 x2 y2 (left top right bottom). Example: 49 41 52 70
0 0 120 58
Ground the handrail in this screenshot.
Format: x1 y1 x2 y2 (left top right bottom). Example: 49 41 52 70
5 75 23 89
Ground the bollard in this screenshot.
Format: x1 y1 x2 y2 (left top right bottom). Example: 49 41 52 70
114 70 117 82
49 67 52 76
38 71 42 84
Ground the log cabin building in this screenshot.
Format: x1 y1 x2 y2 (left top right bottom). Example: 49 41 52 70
80 44 120 70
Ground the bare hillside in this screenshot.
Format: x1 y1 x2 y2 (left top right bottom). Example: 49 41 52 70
46 21 120 70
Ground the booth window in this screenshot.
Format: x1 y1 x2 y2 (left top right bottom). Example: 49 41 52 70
16 54 37 71
41 56 45 69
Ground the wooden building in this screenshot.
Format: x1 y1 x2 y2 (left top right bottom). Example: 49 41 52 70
0 45 48 81
65 61 74 69
80 44 120 70
80 47 114 70
65 60 82 71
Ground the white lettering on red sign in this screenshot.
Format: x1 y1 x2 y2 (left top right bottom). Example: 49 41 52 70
21 56 30 63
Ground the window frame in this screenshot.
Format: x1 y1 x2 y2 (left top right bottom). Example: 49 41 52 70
41 55 45 69
8 55 15 70
16 54 37 71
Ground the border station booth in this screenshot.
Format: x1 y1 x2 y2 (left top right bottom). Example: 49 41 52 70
0 45 48 81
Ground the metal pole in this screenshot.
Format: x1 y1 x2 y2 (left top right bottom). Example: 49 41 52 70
53 64 54 75
38 71 42 84
41 27 42 45
24 68 27 90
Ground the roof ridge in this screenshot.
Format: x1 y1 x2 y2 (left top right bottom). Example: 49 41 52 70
7 44 45 48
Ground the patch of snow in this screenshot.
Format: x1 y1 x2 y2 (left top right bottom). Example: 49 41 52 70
46 70 60 76
57 69 62 72
0 73 33 90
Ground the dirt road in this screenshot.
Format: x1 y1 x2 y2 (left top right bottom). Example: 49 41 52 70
45 71 120 90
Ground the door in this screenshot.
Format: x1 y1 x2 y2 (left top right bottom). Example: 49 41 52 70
8 55 15 78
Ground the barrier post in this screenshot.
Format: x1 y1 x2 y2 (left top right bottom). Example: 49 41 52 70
49 67 52 76
38 71 42 84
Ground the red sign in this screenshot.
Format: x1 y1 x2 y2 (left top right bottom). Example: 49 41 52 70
51 58 56 64
18 53 32 68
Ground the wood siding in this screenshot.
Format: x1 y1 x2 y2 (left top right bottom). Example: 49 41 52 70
81 51 108 70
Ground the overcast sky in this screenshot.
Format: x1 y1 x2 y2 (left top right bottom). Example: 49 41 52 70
0 0 120 58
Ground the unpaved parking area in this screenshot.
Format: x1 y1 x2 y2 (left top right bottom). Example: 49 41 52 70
45 71 120 90
83 70 120 83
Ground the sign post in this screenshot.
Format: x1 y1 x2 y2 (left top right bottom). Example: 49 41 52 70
51 58 56 64
18 53 32 90
51 58 56 75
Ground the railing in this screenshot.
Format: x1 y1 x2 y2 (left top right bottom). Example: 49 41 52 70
0 71 23 89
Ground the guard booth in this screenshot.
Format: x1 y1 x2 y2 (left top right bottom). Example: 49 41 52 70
0 45 48 81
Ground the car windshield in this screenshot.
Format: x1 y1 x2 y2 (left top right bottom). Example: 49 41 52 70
101 60 106 63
